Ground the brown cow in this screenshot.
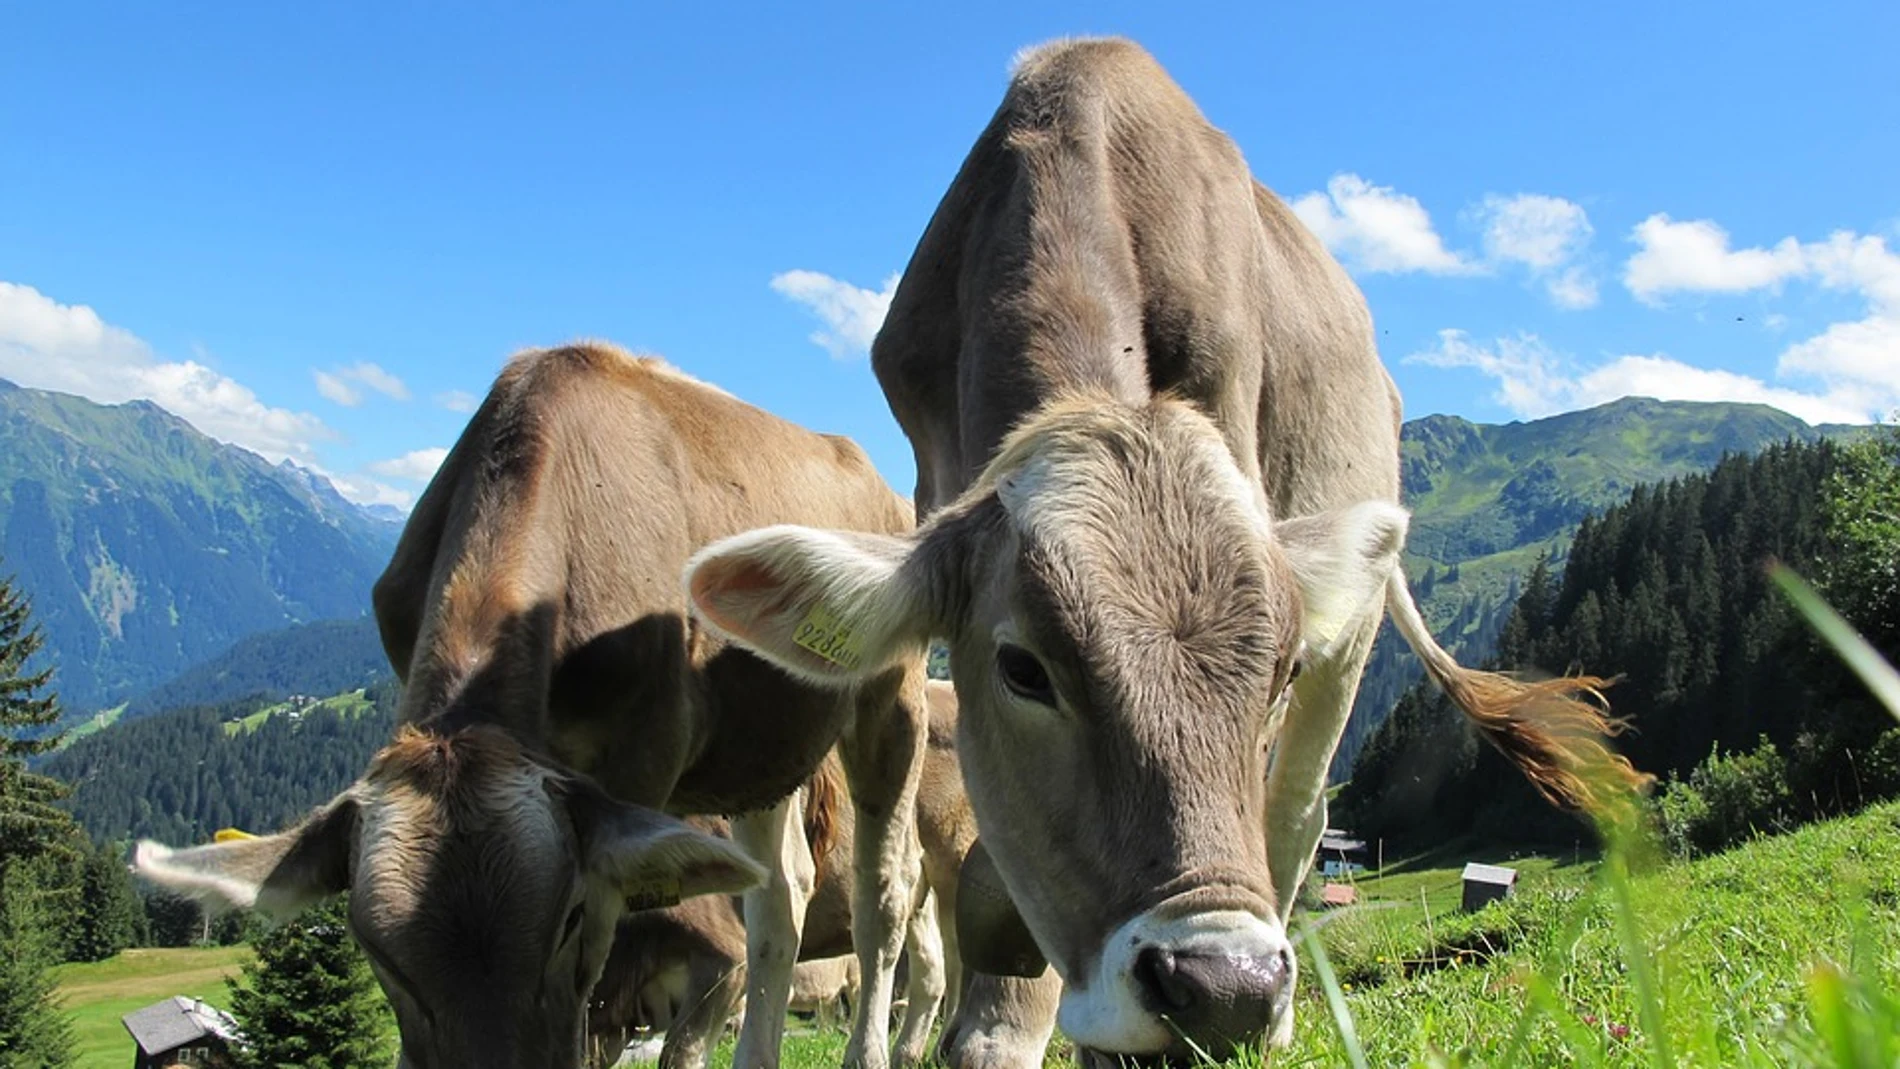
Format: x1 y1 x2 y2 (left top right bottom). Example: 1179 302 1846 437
684 39 1642 1062
137 343 932 1069
588 681 1040 1069
587 752 948 1069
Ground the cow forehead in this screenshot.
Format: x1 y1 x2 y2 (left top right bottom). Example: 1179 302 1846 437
979 401 1299 690
354 738 572 928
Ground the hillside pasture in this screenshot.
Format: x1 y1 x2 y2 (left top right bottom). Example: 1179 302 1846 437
1274 800 1900 1067
53 946 250 1069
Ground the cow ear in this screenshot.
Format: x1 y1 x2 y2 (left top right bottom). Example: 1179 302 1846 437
134 795 357 920
684 526 933 684
1276 501 1408 658
568 785 765 911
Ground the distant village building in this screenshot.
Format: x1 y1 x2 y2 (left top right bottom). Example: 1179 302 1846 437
1318 828 1367 878
1320 883 1358 909
1461 862 1518 912
122 996 240 1069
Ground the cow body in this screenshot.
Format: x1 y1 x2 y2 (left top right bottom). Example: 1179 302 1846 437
686 38 1638 1062
140 343 932 1069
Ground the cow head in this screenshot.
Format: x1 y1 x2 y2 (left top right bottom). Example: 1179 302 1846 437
683 396 1403 1059
134 726 762 1069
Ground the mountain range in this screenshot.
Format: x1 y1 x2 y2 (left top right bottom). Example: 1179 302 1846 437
1331 396 1861 778
0 378 401 713
0 378 1861 761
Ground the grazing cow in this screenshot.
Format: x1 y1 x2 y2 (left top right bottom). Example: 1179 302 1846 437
137 343 931 1069
684 39 1643 1062
588 751 949 1069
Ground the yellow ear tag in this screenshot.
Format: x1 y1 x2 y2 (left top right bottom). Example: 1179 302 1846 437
792 603 867 671
214 827 257 842
625 875 682 913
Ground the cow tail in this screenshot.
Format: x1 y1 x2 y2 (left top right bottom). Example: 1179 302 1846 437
1384 571 1652 813
802 753 847 888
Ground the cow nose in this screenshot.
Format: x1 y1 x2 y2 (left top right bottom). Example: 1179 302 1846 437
1132 945 1291 1051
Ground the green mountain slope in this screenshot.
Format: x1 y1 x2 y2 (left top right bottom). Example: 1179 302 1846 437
1334 396 1856 781
46 683 399 845
0 379 401 712
120 616 391 722
1401 396 1837 621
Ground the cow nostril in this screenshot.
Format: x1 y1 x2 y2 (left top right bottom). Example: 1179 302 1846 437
1133 946 1197 1012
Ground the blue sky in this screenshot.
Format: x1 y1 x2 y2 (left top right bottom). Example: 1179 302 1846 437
3 2 1896 507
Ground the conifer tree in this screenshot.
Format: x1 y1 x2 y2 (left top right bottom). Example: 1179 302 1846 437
66 839 146 962
0 568 79 871
226 896 391 1069
0 862 76 1068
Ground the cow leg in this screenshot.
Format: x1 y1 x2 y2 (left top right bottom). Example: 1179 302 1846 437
837 669 929 1069
1259 611 1381 1047
731 796 814 1069
660 953 747 1069
893 887 947 1067
937 969 1061 1069
922 839 964 1026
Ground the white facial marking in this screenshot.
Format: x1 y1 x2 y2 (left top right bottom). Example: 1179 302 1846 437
1057 909 1288 1054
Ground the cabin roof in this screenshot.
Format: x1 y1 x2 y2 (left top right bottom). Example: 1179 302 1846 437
122 996 239 1056
1461 862 1518 886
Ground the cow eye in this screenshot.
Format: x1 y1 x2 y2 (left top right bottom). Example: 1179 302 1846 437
996 644 1055 706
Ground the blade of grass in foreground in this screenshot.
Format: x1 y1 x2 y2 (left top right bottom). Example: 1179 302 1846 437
1295 923 1370 1069
1768 562 1900 721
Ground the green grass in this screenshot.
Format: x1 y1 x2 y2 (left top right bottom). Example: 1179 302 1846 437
222 687 374 736
53 945 251 1069
755 804 1900 1069
1272 801 1900 1067
55 703 125 748
64 805 1897 1069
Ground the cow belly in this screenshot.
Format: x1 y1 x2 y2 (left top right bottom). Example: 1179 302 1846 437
667 648 854 815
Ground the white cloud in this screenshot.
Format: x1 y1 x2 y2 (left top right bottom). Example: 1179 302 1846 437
770 270 900 359
347 362 408 400
1546 266 1600 310
1409 328 1888 426
1623 215 1806 305
1289 174 1478 276
314 370 359 406
323 471 415 510
435 389 478 413
368 447 450 483
1621 220 1900 416
313 361 409 406
1477 194 1593 270
0 281 335 463
1471 194 1599 309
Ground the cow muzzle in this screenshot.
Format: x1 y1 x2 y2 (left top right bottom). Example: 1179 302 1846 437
1058 907 1293 1059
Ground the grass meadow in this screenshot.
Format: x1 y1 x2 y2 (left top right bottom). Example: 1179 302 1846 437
685 799 1900 1067
53 945 251 1068
55 801 1900 1068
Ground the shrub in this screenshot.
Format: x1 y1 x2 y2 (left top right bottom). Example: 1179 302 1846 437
1659 736 1794 856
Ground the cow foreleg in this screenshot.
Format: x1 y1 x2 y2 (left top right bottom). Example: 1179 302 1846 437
893 886 947 1067
659 954 746 1069
838 670 929 1069
1259 611 1380 1047
732 796 813 1069
937 969 1061 1069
